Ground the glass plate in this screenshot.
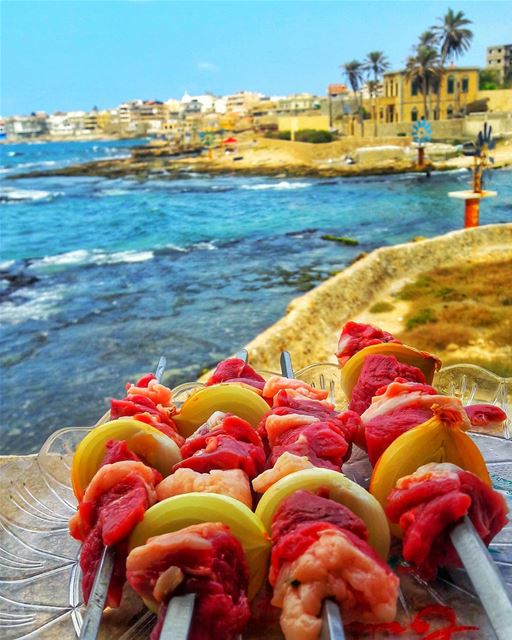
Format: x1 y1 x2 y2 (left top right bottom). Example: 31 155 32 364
0 365 510 639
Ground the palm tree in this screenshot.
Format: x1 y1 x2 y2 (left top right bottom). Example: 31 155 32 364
405 46 443 119
434 8 473 65
433 9 473 116
342 60 364 135
418 31 439 49
363 51 390 135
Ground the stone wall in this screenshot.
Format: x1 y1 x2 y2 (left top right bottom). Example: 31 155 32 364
464 112 512 137
242 224 512 371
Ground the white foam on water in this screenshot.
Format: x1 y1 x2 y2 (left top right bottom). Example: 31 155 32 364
0 187 60 202
32 248 154 269
0 259 15 270
241 181 313 191
98 188 131 197
0 285 67 324
192 241 217 251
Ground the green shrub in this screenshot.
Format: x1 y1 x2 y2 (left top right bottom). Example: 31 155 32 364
277 130 291 140
295 129 334 143
370 301 395 313
406 308 437 330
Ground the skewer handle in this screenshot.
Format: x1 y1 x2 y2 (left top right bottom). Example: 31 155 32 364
280 351 294 379
155 356 167 383
80 546 115 640
161 593 196 640
449 516 512 640
235 349 248 363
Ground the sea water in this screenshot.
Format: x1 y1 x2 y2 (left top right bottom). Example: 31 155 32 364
1 140 511 453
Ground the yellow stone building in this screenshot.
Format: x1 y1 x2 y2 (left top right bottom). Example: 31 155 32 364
375 67 480 123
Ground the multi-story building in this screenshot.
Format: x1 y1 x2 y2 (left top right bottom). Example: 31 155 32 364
486 44 512 83
277 93 320 114
377 67 479 123
225 91 263 115
5 114 48 138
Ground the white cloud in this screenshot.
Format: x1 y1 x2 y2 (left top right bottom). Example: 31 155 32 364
197 61 219 72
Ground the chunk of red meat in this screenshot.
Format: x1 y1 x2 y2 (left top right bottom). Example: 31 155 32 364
206 358 266 392
270 421 350 471
259 405 357 450
337 321 400 366
349 354 426 415
465 404 507 428
175 415 265 479
80 524 129 608
174 436 265 478
386 466 509 580
365 406 433 465
75 475 154 607
131 373 156 389
100 439 142 466
129 526 250 640
270 489 377 584
271 490 368 542
183 414 263 454
110 397 183 445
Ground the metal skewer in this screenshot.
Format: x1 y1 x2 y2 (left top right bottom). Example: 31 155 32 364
159 350 249 639
280 350 346 640
80 356 167 640
449 516 512 640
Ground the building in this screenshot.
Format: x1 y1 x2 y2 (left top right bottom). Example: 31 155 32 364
327 84 349 97
225 91 263 115
486 44 512 83
277 93 320 114
377 67 479 123
5 114 48 138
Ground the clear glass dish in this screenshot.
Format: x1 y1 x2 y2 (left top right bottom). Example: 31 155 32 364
0 364 510 639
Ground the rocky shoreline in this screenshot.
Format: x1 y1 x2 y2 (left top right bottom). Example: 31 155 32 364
8 155 443 180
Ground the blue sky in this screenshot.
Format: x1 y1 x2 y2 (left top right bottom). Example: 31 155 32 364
2 1 511 116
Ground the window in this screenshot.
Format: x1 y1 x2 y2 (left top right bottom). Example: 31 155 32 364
433 107 439 120
395 82 398 96
411 107 418 121
461 77 469 93
447 105 454 119
447 76 455 94
431 79 439 94
411 79 419 96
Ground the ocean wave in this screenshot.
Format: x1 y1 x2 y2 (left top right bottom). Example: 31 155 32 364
0 187 61 203
241 181 313 191
97 188 132 197
191 241 217 251
12 160 58 170
31 248 154 269
0 286 67 325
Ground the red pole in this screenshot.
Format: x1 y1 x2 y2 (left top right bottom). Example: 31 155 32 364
465 198 480 228
418 146 425 168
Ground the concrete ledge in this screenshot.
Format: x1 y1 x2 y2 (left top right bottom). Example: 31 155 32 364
243 223 512 371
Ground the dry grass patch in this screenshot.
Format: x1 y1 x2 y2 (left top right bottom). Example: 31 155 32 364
394 257 512 377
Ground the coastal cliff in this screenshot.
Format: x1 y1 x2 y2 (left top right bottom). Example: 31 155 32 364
239 224 512 373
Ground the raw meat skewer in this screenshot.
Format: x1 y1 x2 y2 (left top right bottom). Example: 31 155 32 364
80 356 167 640
279 350 346 640
157 348 251 640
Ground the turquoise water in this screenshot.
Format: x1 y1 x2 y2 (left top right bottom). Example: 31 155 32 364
1 140 511 453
